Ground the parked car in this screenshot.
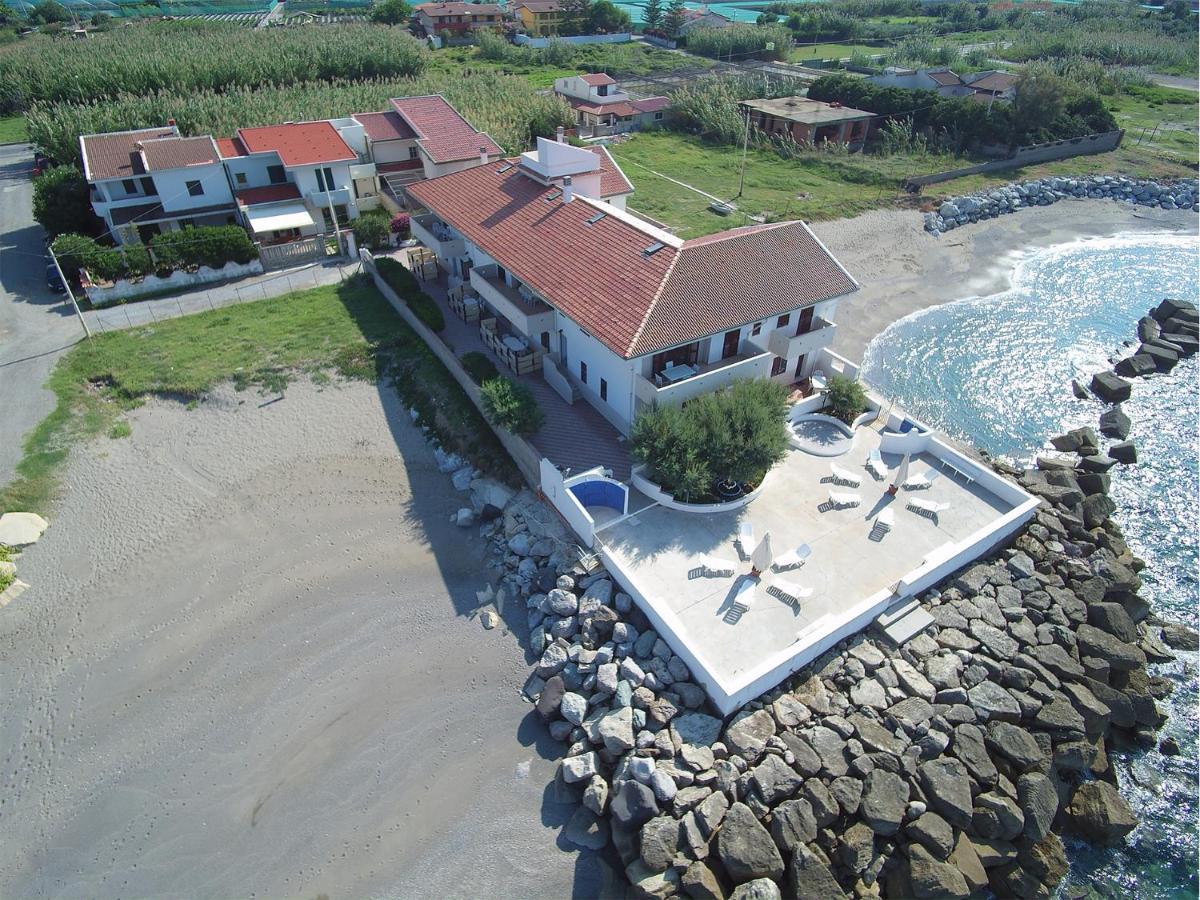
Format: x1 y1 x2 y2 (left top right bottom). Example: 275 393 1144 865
46 262 66 294
32 151 56 178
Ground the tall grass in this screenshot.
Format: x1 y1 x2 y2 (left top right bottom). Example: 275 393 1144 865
686 24 793 62
28 72 574 166
0 21 428 114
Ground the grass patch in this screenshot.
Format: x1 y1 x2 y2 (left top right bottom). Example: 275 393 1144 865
0 276 515 516
0 114 27 144
108 421 132 440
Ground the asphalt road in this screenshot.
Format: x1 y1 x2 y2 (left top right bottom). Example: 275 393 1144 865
0 142 86 491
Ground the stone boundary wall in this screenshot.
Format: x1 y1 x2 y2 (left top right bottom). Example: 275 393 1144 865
904 131 1125 191
84 259 264 305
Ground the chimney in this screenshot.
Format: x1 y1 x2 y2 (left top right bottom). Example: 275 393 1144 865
562 176 573 204
556 126 565 144
167 118 176 127
479 145 489 166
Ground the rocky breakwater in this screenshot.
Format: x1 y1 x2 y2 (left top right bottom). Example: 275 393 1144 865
923 176 1200 235
484 459 1196 898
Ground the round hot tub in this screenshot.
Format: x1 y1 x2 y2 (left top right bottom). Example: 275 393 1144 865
789 414 854 457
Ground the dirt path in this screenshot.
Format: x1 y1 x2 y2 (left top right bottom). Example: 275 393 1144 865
0 379 612 898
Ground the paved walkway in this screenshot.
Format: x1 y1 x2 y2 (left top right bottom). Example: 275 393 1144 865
398 252 634 480
85 259 357 332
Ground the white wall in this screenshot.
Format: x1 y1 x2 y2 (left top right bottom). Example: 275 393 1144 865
557 316 637 433
372 138 419 165
224 153 281 189
423 153 496 180
154 163 234 212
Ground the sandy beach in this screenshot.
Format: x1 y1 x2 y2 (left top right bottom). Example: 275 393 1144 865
0 380 614 899
812 200 1197 362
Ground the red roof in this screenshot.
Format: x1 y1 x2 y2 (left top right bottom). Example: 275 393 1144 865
139 135 220 172
235 121 357 167
236 183 302 205
408 164 856 358
80 126 177 181
353 110 418 142
580 73 616 87
416 2 501 16
587 145 633 197
969 72 1018 93
378 159 424 173
631 96 670 114
390 95 501 164
216 136 248 158
927 69 963 87
568 98 642 118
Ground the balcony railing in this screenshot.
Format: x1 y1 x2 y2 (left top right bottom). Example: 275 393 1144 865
765 318 838 360
469 267 556 342
410 213 465 261
480 317 543 376
634 351 773 407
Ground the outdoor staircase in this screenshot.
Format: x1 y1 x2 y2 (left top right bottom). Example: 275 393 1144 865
875 598 935 646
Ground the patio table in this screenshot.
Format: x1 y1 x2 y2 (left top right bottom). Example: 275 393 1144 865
662 364 698 383
501 334 528 354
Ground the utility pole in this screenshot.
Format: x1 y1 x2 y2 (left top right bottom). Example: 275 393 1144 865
48 244 91 340
736 105 751 199
323 176 342 257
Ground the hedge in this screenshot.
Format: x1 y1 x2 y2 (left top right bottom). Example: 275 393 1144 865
480 377 544 436
374 256 445 332
461 351 500 385
149 225 258 271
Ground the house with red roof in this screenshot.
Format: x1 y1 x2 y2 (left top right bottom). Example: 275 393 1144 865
554 73 671 137
406 135 857 434
413 2 502 36
80 125 240 244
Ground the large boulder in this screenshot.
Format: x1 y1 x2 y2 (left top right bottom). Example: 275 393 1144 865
1017 772 1058 842
787 844 847 899
1098 406 1131 439
749 754 803 806
640 815 681 872
861 769 908 836
671 712 722 751
729 879 782 900
724 709 776 761
0 512 48 548
612 780 660 831
918 758 974 830
1090 372 1132 403
1063 781 1138 845
718 803 785 884
984 722 1044 772
907 843 970 899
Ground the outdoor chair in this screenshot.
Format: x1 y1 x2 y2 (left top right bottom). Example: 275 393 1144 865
829 463 862 488
908 498 950 519
769 579 813 607
870 508 894 541
736 521 754 558
827 489 862 509
724 578 757 623
689 555 737 579
772 543 812 572
903 468 941 491
866 449 888 480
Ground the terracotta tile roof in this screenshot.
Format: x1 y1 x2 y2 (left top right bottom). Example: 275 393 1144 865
416 2 501 16
407 164 857 359
390 95 501 164
236 183 302 205
568 97 642 117
353 110 418 142
969 72 1018 93
236 121 357 167
587 145 633 197
927 69 963 87
216 136 248 158
80 126 177 181
631 96 670 114
378 159 424 173
580 73 616 87
138 135 220 172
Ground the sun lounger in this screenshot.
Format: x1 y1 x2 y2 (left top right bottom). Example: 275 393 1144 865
692 555 736 578
827 489 861 509
903 468 941 490
737 521 754 557
866 449 887 480
732 577 757 611
829 463 862 488
769 578 813 605
870 508 894 540
908 498 950 518
772 543 812 572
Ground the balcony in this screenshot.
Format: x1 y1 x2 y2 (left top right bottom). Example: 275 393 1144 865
634 351 773 408
761 318 838 360
410 213 465 261
469 266 556 341
307 186 352 209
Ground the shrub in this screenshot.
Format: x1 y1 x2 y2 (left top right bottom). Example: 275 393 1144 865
32 166 96 240
352 210 391 251
149 225 257 270
632 379 789 500
369 0 412 25
461 351 500 385
824 374 867 424
374 256 445 332
390 213 411 239
480 377 544 436
51 232 123 282
409 290 446 333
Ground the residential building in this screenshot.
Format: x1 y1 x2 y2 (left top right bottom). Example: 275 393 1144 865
80 125 240 245
869 67 1018 104
677 6 733 35
554 73 670 136
740 96 874 148
406 136 856 435
963 70 1019 103
512 0 563 35
413 2 502 36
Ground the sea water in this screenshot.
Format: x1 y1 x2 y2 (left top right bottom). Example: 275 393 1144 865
861 233 1199 898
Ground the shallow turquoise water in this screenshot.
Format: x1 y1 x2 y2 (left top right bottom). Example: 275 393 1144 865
862 232 1199 898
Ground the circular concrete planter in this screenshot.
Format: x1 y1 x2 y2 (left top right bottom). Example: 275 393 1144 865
788 413 855 457
630 466 767 514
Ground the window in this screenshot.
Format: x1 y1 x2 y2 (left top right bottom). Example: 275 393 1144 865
654 112 664 121
777 313 790 328
186 180 204 197
267 164 286 185
579 361 588 384
771 357 787 377
408 146 419 160
140 177 156 195
122 179 137 195
599 378 607 402
597 85 609 97
751 322 762 337
315 167 335 193
235 172 248 186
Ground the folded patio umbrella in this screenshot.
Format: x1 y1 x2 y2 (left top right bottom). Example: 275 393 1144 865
750 532 773 575
890 454 911 495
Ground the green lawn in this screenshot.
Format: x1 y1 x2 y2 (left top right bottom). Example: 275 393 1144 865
1105 85 1198 166
0 115 28 144
0 276 512 516
789 43 888 61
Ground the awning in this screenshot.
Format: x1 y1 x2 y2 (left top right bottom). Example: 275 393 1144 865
244 202 315 234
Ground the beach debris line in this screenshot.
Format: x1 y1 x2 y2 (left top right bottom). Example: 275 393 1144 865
923 176 1199 235
470 431 1195 898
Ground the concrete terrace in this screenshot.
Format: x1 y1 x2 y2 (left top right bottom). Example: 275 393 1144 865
595 422 1013 687
400 252 633 480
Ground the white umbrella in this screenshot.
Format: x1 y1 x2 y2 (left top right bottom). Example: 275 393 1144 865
890 454 911 495
750 532 773 576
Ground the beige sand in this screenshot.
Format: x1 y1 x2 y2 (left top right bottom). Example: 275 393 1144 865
0 380 613 898
811 200 1198 361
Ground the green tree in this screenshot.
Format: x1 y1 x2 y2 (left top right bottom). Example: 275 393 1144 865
1009 70 1065 144
642 0 663 32
29 1 69 24
589 0 630 34
90 12 113 29
33 166 96 240
824 374 867 424
351 210 391 251
481 378 545 435
661 0 686 38
559 0 592 35
370 0 413 25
